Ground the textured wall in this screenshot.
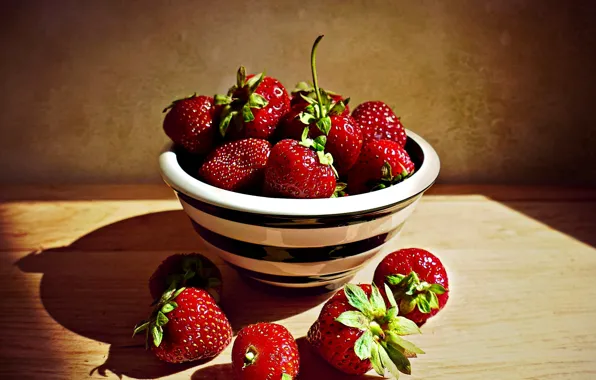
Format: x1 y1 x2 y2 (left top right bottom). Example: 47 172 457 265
1 0 595 185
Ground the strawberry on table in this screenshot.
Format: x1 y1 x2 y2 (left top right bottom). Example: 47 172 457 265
277 35 362 175
199 138 271 194
148 253 222 303
307 283 424 378
264 129 342 199
133 287 232 364
347 139 415 194
352 101 407 147
232 322 300 380
374 248 449 326
215 67 290 141
163 94 216 155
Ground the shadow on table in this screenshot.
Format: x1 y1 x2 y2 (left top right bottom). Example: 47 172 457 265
192 337 379 380
15 210 331 379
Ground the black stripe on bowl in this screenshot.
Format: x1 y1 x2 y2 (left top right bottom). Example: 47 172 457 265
226 263 358 284
178 191 420 229
191 221 403 263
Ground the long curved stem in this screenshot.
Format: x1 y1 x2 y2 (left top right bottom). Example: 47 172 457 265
311 35 325 118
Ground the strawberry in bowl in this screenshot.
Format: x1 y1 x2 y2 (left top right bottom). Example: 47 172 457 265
158 36 440 289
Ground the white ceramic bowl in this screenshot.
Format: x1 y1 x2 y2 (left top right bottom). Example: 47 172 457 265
159 129 440 289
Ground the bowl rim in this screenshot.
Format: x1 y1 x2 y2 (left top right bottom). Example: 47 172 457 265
159 129 440 217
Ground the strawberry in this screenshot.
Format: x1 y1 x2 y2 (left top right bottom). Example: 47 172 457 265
307 283 425 378
352 101 407 147
232 322 300 380
215 67 290 141
134 287 232 364
263 138 337 199
346 139 415 195
163 95 216 155
198 138 271 194
148 253 223 303
373 248 449 326
277 36 362 175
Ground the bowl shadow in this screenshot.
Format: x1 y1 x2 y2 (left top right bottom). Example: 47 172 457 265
16 210 331 379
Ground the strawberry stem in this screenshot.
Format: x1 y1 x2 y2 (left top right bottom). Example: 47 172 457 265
243 346 258 368
310 35 325 119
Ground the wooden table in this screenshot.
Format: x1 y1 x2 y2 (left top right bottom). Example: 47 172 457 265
1 185 595 380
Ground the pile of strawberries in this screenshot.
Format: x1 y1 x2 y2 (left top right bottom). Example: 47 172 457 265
133 248 449 379
163 35 415 198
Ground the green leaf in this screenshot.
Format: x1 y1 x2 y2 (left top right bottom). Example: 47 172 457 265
429 284 447 294
172 287 186 299
343 97 351 105
292 81 313 93
313 135 327 148
219 110 235 137
242 104 255 122
132 321 150 337
427 291 440 309
160 288 176 302
335 310 369 330
299 93 316 104
387 306 398 321
161 301 177 314
370 283 387 315
246 72 265 92
378 343 401 379
354 330 374 360
214 94 232 105
386 274 405 286
380 162 393 181
387 331 425 354
384 283 398 309
417 295 431 313
370 342 385 376
248 93 268 109
317 151 334 167
237 66 247 87
399 296 417 315
316 116 332 135
281 374 293 380
344 284 373 318
388 316 421 336
183 270 196 281
298 112 315 125
151 325 163 347
329 100 346 115
385 342 412 375
156 311 169 327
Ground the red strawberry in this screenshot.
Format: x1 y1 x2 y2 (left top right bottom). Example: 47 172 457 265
163 95 216 155
373 248 449 326
307 283 425 378
279 36 362 175
133 287 232 363
215 67 290 141
198 138 271 194
352 101 407 147
148 253 223 303
347 139 415 195
264 139 337 199
232 322 300 380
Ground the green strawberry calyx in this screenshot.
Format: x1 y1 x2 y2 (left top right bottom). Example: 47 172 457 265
214 66 270 137
386 271 447 314
335 283 425 379
133 286 186 349
331 182 348 198
156 255 222 305
371 162 414 191
298 126 339 177
295 35 350 136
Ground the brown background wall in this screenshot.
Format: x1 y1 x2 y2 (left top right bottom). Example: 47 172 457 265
1 0 594 185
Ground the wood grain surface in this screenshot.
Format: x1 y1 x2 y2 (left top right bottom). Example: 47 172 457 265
0 185 595 379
